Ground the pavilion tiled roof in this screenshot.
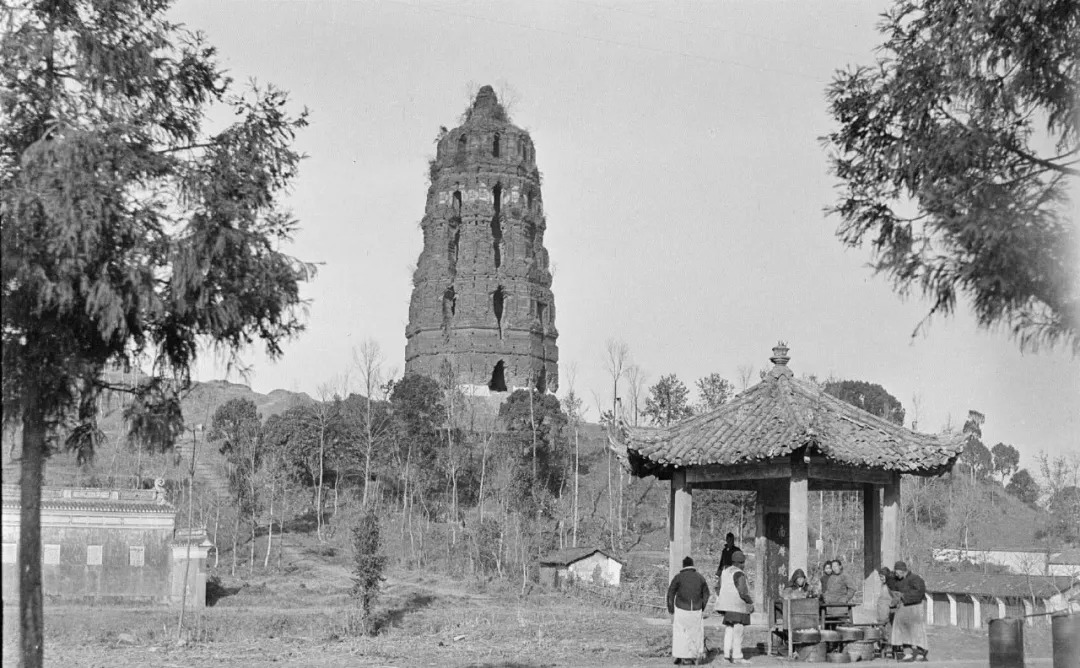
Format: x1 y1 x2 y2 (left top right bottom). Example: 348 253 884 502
611 344 964 478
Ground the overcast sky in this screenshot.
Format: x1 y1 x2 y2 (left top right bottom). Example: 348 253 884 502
177 0 1079 471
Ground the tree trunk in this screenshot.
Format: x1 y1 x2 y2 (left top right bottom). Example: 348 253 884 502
212 503 220 568
264 483 274 569
231 511 239 577
249 518 256 577
19 399 47 668
276 493 284 570
316 426 325 541
572 422 579 548
363 392 373 507
478 439 487 525
177 439 196 639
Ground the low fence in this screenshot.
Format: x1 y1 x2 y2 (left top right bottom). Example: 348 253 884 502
565 581 668 614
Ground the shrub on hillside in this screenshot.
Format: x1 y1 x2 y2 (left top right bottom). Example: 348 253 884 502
352 511 388 626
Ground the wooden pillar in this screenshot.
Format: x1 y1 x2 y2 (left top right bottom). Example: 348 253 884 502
668 470 692 581
863 483 882 608
882 472 900 568
789 459 809 583
972 596 982 629
925 593 934 625
753 485 767 617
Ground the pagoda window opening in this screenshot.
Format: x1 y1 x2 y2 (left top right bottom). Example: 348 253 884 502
457 135 467 158
453 190 462 213
447 227 460 274
489 361 507 393
537 301 547 325
526 190 535 211
526 222 537 259
442 286 456 336
493 286 505 323
535 366 547 394
493 133 500 157
491 183 503 268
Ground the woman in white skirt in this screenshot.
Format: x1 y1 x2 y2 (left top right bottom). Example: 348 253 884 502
715 550 754 665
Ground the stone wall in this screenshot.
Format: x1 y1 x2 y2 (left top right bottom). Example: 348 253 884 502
1 485 207 606
405 86 559 392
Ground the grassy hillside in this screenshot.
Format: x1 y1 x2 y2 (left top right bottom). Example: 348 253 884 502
1 379 310 490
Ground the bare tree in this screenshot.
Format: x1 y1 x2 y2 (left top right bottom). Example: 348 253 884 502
625 364 647 427
737 364 755 392
563 363 585 547
313 377 348 541
439 361 464 535
353 339 384 507
603 339 631 548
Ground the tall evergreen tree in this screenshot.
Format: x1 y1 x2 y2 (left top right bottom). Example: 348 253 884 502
824 0 1079 353
1 3 311 663
823 379 905 425
643 374 693 426
1005 468 1040 506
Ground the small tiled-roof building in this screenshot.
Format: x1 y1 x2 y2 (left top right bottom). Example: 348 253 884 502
922 571 1080 628
1 484 210 606
610 343 964 624
539 547 624 588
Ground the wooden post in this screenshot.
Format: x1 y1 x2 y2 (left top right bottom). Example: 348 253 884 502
882 473 900 568
863 483 882 608
669 470 692 581
753 485 767 618
789 459 809 585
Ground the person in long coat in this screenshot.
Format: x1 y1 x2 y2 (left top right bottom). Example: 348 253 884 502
890 561 929 662
875 567 903 656
818 560 834 594
715 533 741 576
822 559 857 605
667 556 711 666
714 550 753 665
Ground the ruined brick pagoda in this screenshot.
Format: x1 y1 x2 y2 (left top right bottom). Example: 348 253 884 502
404 86 559 393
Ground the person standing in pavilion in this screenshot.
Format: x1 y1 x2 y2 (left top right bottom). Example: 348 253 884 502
715 550 754 664
667 556 711 665
716 533 741 576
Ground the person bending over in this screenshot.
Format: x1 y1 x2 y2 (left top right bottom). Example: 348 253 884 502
891 561 929 662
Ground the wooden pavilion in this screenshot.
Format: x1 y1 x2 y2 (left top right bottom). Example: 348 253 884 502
609 343 964 623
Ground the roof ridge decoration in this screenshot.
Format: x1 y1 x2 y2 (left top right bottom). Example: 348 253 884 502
608 343 965 479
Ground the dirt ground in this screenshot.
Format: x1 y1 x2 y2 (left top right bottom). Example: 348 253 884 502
3 586 1058 666
1 543 1059 667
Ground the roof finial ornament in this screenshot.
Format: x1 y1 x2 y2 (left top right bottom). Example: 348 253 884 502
770 341 790 366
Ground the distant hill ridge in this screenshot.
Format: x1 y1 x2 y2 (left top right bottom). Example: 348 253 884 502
1 379 313 490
